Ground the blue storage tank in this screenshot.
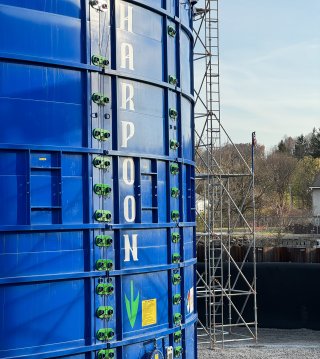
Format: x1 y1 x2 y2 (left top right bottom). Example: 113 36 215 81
0 1 196 358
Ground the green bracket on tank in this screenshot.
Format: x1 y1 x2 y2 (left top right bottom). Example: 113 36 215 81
97 349 115 359
169 75 177 86
93 156 111 169
95 235 113 247
96 259 113 271
174 330 182 343
171 187 180 198
96 283 114 296
95 210 112 222
168 25 176 37
93 128 110 141
172 253 181 263
171 232 180 243
90 0 108 12
170 140 180 150
96 328 115 341
170 163 179 175
173 313 182 325
171 210 180 222
92 92 109 105
92 54 109 68
172 273 181 285
174 346 183 357
169 108 178 119
96 306 114 319
173 294 181 305
94 184 112 196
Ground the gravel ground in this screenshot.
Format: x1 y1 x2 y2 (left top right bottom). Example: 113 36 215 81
198 329 320 358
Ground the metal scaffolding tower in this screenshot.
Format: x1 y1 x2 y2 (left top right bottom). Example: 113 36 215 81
193 0 257 348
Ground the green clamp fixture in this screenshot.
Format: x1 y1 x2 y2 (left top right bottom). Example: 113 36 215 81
172 273 181 285
95 235 113 247
169 108 178 120
96 283 114 296
96 328 115 341
93 128 110 141
172 253 181 264
174 330 182 343
171 232 180 243
168 25 176 37
96 259 113 271
96 306 114 319
173 313 182 326
93 156 111 169
173 294 182 305
92 54 109 68
170 163 179 175
92 93 109 106
97 349 115 359
171 210 180 222
169 75 177 86
90 0 108 12
94 184 112 197
171 187 180 198
170 140 180 150
174 346 183 357
95 210 112 222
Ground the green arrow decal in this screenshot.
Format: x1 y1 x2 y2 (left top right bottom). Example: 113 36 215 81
125 280 140 328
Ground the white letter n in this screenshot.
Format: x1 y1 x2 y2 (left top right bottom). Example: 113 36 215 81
124 234 138 262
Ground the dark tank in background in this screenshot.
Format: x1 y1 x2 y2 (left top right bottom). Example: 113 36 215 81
197 261 320 331
0 1 196 358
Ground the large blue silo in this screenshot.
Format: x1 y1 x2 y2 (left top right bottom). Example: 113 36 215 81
0 1 196 358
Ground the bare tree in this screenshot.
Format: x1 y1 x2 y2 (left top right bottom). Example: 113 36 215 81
263 152 297 234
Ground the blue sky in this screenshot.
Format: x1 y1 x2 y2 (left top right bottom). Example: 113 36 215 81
219 0 320 149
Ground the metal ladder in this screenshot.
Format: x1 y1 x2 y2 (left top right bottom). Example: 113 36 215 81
204 0 225 346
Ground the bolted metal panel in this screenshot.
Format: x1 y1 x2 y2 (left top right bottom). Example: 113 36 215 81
0 0 196 358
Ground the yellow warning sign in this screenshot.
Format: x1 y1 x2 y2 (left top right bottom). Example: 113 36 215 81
155 355 159 359
142 298 157 327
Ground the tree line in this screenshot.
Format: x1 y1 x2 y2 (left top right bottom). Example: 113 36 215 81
196 127 320 226
278 127 320 159
269 127 320 214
